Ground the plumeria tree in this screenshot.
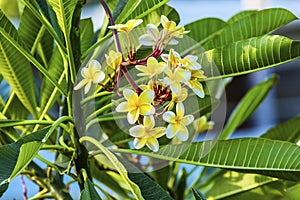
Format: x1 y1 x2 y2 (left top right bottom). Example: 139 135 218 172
0 0 300 199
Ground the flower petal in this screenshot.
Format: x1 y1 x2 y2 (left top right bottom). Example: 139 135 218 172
84 81 92 94
74 79 88 90
81 67 89 78
127 109 139 124
176 125 189 141
182 115 194 126
174 68 191 83
191 81 205 98
115 102 129 112
151 127 166 138
139 34 156 46
129 125 145 137
170 82 182 94
139 90 154 103
146 137 159 152
139 104 155 116
176 102 185 119
166 124 178 139
147 24 159 39
143 115 155 130
162 111 176 123
123 89 135 100
93 71 105 83
133 138 147 149
89 59 102 70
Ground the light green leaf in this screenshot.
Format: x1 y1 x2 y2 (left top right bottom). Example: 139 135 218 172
116 0 169 23
114 138 300 181
261 116 300 143
47 0 78 82
203 8 298 50
227 10 258 24
47 0 77 35
80 136 144 199
80 18 94 55
218 75 278 140
0 10 38 118
80 176 102 200
200 36 300 79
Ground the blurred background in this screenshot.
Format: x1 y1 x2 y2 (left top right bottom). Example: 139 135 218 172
1 0 300 199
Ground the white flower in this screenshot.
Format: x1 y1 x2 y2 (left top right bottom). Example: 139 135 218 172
74 60 105 94
129 116 166 152
163 102 194 141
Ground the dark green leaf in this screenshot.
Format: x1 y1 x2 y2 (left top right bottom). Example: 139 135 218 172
115 138 300 181
261 116 300 143
80 18 94 55
192 188 206 200
80 177 102 200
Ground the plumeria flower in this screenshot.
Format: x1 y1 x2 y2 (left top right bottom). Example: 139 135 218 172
163 67 191 94
135 57 166 78
105 50 122 70
139 24 178 47
187 80 205 98
161 49 181 69
179 55 201 70
193 116 214 133
129 115 166 152
168 88 188 110
116 89 155 124
108 19 143 32
163 102 194 141
161 15 189 38
74 60 105 94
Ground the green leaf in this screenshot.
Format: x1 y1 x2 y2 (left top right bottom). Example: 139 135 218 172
116 0 169 23
185 18 227 43
47 0 78 82
80 18 94 55
227 10 258 24
218 75 278 140
0 127 49 187
40 47 67 113
5 95 30 120
47 0 77 36
192 188 206 200
261 116 300 143
118 156 173 200
203 8 298 50
80 136 144 199
0 10 38 118
114 138 300 181
80 176 102 200
200 36 300 79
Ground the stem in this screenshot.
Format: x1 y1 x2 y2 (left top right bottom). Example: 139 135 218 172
99 0 142 94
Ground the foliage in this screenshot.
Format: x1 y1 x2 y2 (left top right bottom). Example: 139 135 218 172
0 0 299 199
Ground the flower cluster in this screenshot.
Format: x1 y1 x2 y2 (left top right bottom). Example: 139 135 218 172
76 15 213 152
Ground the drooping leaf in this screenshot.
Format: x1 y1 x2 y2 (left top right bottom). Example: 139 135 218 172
0 10 38 117
114 138 300 181
261 116 300 143
202 8 298 50
0 127 49 188
200 36 300 79
218 75 278 140
80 18 94 55
80 176 102 200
